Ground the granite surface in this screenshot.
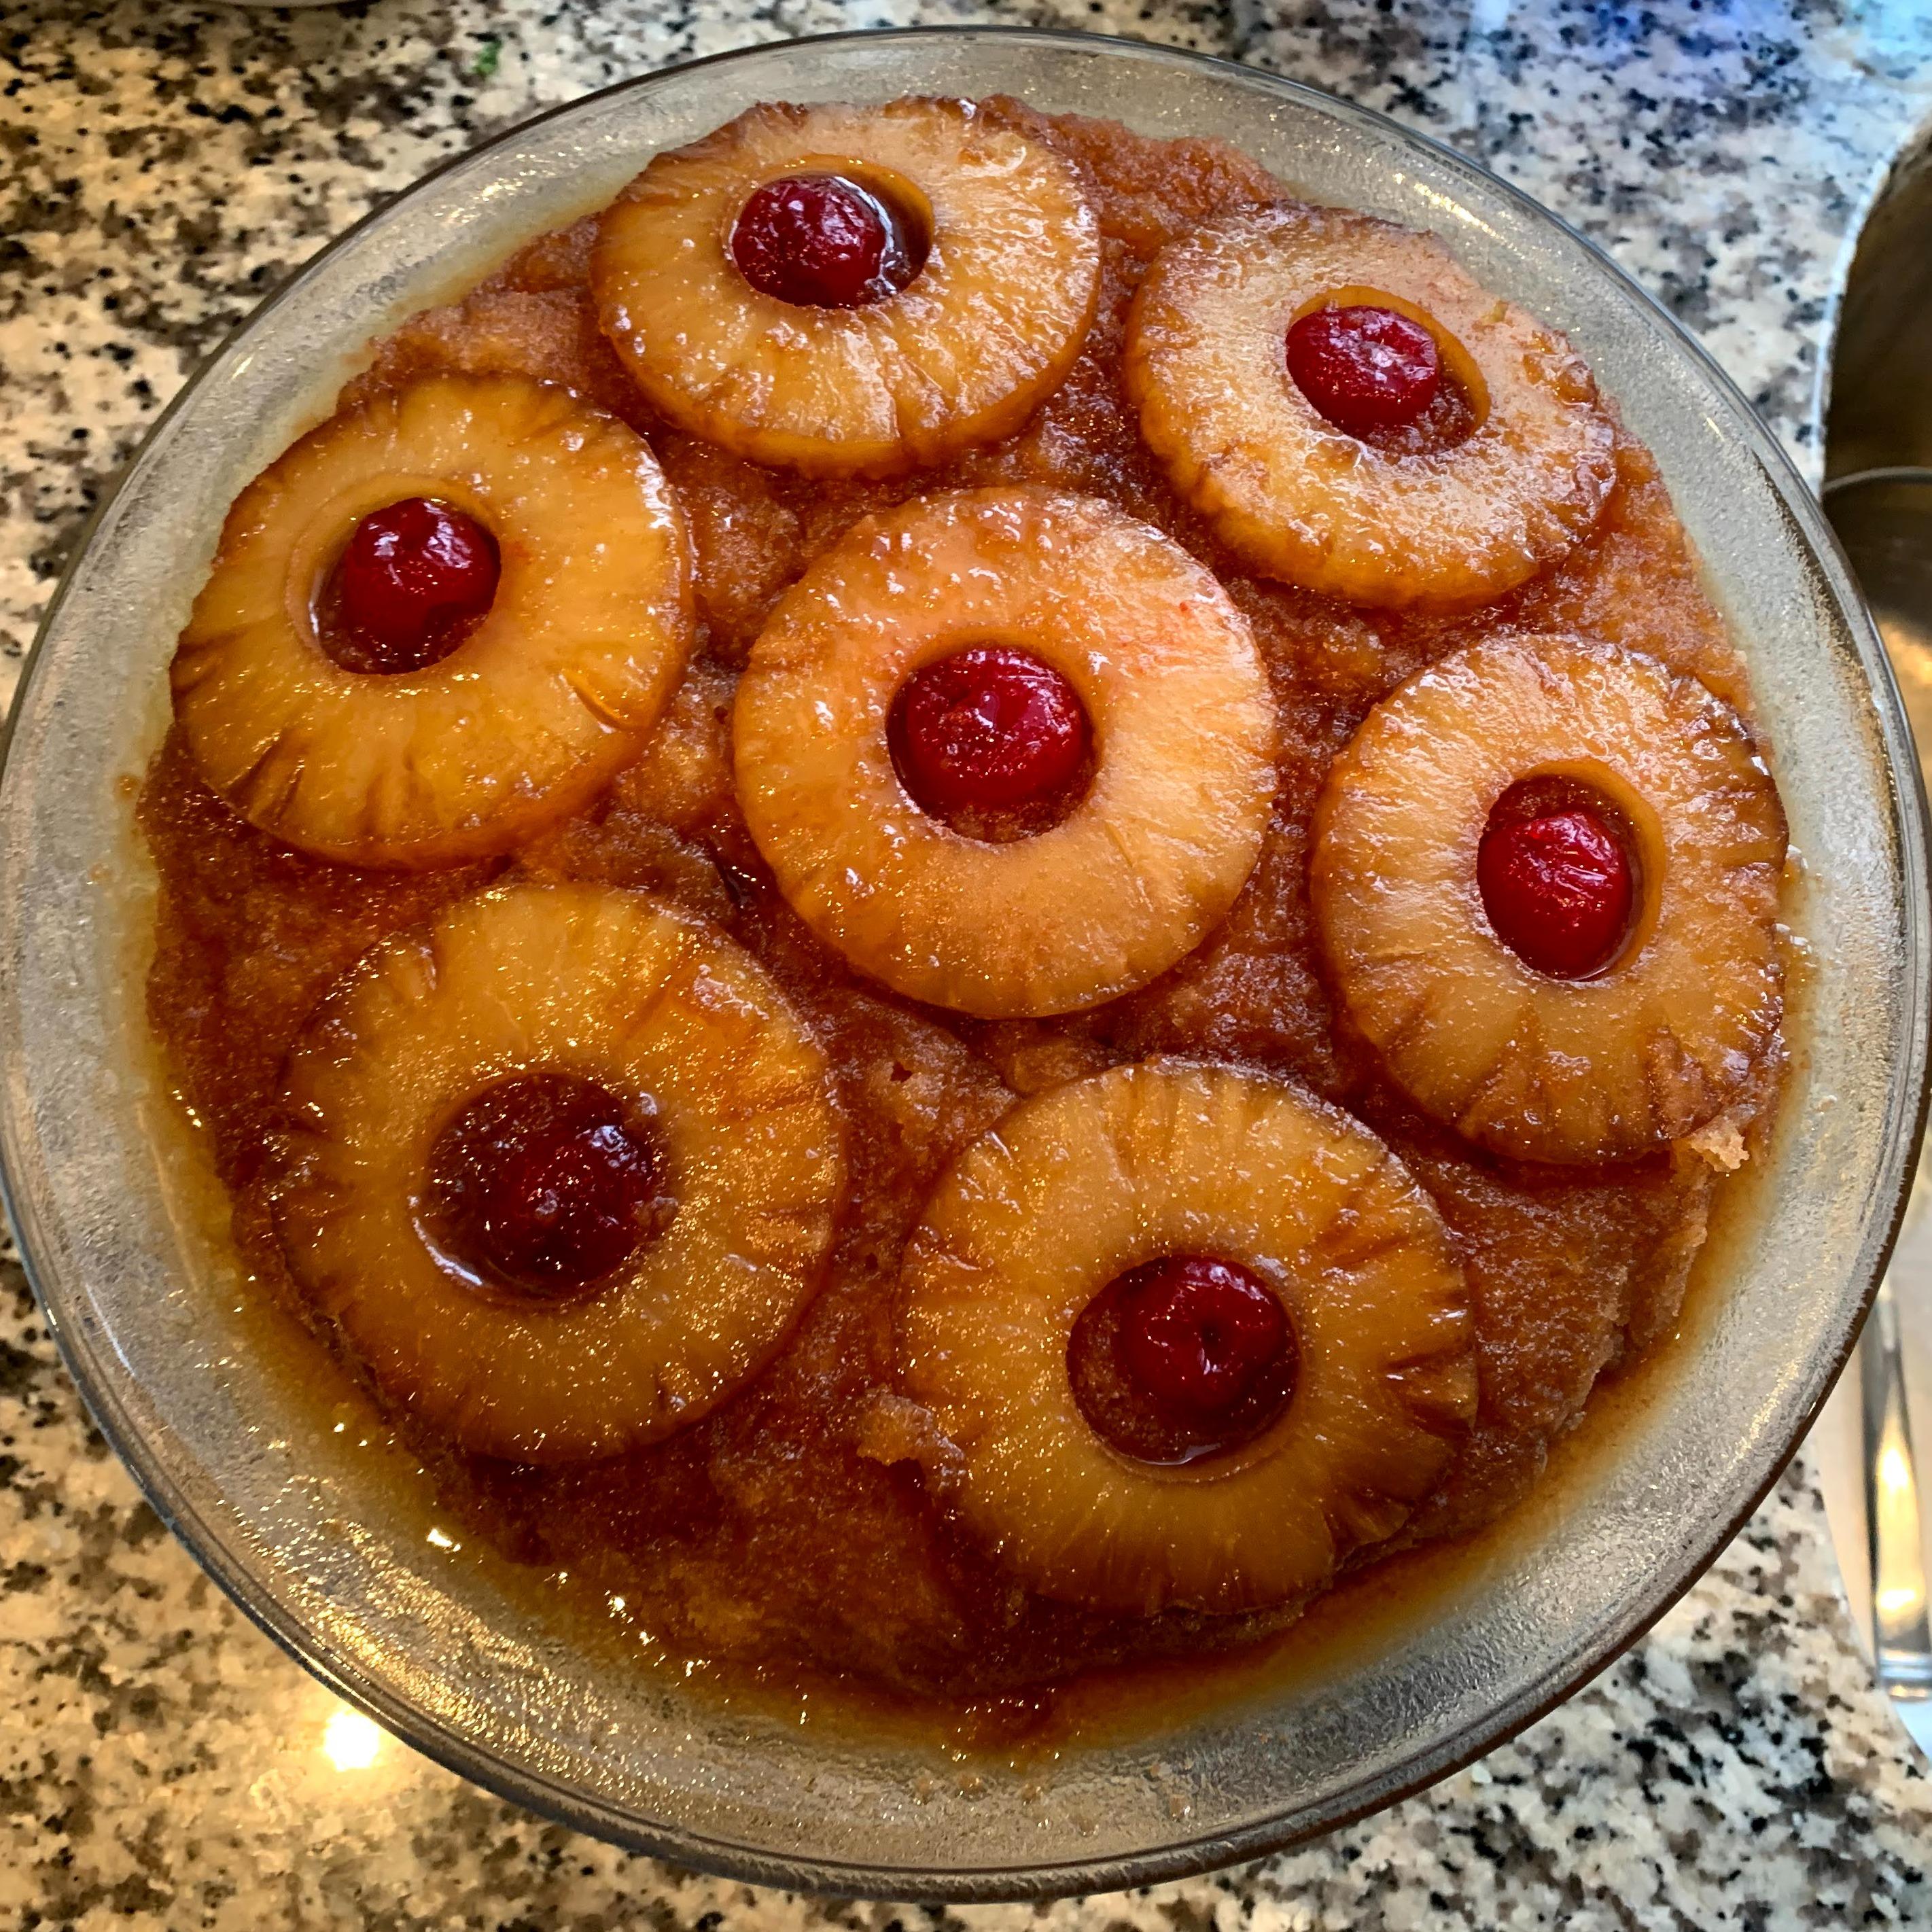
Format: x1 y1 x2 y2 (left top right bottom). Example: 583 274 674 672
5 1 1932 1925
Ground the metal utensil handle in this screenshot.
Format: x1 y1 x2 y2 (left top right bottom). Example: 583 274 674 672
1864 1268 1932 1693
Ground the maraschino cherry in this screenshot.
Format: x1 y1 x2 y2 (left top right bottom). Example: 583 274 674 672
731 173 919 309
329 496 499 675
427 1074 665 1297
1287 304 1442 436
1478 800 1635 981
892 646 1090 820
1115 1257 1291 1416
1069 1254 1298 1464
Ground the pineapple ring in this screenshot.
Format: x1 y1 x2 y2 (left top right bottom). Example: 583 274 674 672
1124 205 1617 608
898 1060 1475 1616
733 487 1276 1018
271 882 844 1464
1312 633 1787 1164
172 373 693 868
592 99 1100 477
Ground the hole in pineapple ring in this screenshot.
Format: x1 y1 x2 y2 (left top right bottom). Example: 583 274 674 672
887 643 1096 844
728 160 932 309
1066 1255 1300 1467
289 478 503 680
417 1071 678 1306
1477 765 1660 981
1285 285 1490 453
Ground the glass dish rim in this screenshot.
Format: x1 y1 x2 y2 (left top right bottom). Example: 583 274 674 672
2 24 1927 1901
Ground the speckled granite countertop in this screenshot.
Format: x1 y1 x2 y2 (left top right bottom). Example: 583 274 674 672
5 2 1932 1925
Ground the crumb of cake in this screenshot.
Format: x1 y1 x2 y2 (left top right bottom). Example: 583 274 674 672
1686 1117 1751 1172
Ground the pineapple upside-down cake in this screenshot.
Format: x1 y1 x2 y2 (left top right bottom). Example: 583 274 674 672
142 96 1787 1721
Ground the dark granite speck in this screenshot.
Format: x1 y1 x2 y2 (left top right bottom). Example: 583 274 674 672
5 1 1932 1925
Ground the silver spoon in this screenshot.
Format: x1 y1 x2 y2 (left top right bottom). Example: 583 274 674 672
1825 465 1932 1752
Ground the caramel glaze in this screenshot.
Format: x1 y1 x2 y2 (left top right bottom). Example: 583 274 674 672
139 102 1781 1731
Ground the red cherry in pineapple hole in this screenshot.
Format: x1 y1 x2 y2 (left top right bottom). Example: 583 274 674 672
426 1073 669 1298
1477 784 1636 981
1069 1255 1298 1465
730 173 921 309
1287 304 1442 436
1117 1257 1291 1415
891 646 1091 822
328 496 499 675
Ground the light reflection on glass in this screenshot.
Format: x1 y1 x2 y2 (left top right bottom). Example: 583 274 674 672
1876 609 1932 763
323 1705 385 1772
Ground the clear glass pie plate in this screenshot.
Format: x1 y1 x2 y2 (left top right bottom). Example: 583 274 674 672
0 27 1925 1901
